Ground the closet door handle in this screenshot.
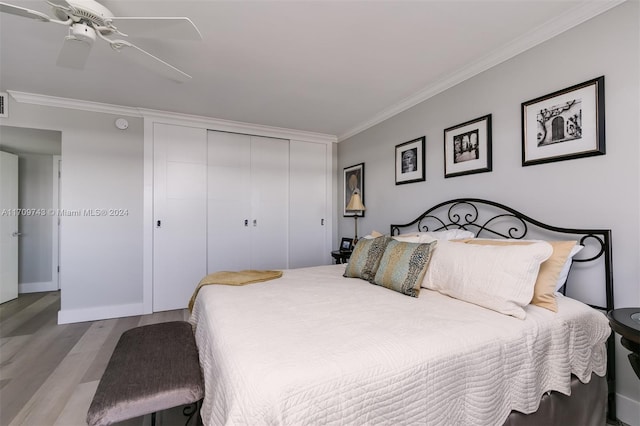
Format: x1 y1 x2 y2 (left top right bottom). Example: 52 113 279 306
321 219 324 226
244 219 249 227
253 219 257 227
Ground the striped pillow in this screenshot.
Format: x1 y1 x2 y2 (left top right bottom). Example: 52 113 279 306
372 240 437 297
343 236 392 281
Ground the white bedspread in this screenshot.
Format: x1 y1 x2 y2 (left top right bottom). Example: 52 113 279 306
189 264 610 426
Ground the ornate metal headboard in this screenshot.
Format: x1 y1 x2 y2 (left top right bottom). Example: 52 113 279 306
390 198 613 310
390 198 616 420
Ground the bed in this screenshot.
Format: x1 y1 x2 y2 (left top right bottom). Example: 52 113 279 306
190 198 616 425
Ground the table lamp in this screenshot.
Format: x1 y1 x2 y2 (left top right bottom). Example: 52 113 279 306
346 191 366 244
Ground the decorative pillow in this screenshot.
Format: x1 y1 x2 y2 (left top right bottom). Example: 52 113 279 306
398 229 474 241
372 240 437 297
460 239 577 312
343 236 392 281
423 240 553 319
555 244 584 292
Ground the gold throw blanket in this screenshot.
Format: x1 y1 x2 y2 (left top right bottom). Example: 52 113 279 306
188 270 283 312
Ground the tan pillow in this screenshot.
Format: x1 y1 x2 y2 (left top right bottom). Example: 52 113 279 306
459 239 577 312
363 230 384 239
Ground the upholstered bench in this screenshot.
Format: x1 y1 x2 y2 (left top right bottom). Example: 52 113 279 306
87 321 204 426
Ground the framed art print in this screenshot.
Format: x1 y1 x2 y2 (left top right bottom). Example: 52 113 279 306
340 237 354 252
521 76 605 166
343 163 365 217
444 114 492 178
395 136 425 185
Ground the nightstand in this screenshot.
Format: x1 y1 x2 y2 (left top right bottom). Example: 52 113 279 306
331 250 352 264
607 308 640 379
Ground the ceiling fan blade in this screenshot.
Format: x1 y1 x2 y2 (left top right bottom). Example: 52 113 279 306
47 0 72 7
0 2 51 21
108 17 202 40
56 36 92 69
115 41 191 83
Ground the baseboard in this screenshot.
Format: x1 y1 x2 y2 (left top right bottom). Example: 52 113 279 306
617 392 640 426
19 281 57 293
57 302 145 324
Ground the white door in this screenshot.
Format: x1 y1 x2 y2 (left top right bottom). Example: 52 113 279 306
289 140 327 268
0 151 19 304
250 136 289 270
153 123 207 312
207 131 252 272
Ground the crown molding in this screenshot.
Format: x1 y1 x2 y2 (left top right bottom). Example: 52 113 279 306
7 90 142 117
337 0 626 142
6 91 337 144
138 108 337 144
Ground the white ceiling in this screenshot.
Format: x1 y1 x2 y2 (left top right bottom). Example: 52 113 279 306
0 0 624 140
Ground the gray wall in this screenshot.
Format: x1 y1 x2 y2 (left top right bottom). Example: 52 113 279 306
338 2 639 423
0 102 144 314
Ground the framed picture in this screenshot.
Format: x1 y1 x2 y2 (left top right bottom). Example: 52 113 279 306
521 76 605 166
343 163 365 217
340 237 354 252
395 136 425 185
444 114 492 178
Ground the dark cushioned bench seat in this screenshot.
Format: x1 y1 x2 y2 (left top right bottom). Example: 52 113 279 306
87 321 204 426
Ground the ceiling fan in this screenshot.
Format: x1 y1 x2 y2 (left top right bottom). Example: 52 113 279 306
0 0 202 82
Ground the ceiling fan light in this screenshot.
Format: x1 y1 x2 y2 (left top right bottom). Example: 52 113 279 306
57 34 92 69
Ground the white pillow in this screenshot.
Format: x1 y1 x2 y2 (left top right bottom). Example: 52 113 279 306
393 234 435 243
423 240 553 319
555 244 584 291
397 229 474 242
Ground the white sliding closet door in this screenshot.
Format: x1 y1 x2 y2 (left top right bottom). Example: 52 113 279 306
153 123 207 312
207 131 288 272
289 140 327 268
250 136 289 270
207 131 252 272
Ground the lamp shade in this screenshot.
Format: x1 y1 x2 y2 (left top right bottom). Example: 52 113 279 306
346 192 366 212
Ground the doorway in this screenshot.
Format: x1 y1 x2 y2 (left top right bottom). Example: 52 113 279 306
0 126 62 298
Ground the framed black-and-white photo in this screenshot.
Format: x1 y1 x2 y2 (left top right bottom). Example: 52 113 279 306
343 163 365 217
522 76 605 166
340 237 354 252
444 114 492 178
395 136 425 185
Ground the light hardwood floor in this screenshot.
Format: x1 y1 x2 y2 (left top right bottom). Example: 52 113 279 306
0 291 191 426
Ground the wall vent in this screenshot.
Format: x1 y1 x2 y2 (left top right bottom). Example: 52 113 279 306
0 92 7 118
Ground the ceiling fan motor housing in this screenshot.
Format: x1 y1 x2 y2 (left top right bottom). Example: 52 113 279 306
71 22 96 43
53 0 113 27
